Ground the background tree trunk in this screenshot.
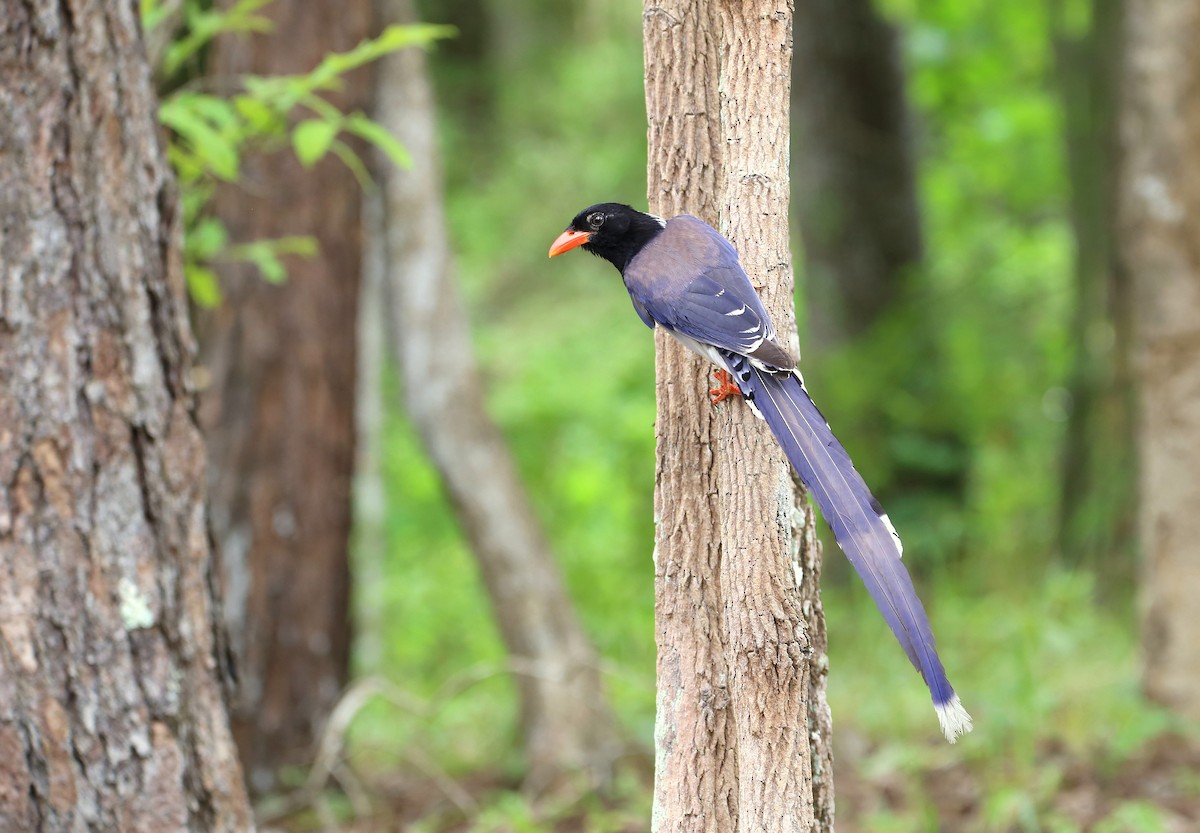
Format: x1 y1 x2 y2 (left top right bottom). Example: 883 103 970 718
792 0 924 345
1119 0 1200 719
644 1 833 830
1052 0 1135 573
375 0 620 793
198 0 373 791
790 0 971 536
0 2 253 829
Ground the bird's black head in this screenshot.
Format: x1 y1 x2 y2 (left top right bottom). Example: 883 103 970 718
548 202 666 273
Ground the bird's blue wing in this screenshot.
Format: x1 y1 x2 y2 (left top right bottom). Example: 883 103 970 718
624 216 791 367
672 269 779 356
627 292 657 330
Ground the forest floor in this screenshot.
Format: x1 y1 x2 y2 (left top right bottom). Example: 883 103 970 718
834 731 1200 832
264 729 1200 832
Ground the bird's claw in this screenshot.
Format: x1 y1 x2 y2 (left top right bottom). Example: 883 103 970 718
709 369 743 405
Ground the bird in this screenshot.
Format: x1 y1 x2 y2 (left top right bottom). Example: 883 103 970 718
549 202 973 743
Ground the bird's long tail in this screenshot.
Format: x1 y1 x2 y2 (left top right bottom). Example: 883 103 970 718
727 354 972 742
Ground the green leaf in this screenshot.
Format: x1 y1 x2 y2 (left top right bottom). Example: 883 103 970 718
345 113 411 169
185 264 222 308
240 75 280 104
268 236 319 257
233 94 281 134
299 93 343 122
292 118 340 167
182 93 241 132
188 217 228 260
257 250 287 283
163 0 275 77
160 95 240 180
224 236 319 285
330 139 373 191
166 144 204 188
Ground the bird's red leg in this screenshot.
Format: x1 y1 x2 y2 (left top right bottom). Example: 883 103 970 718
709 369 743 405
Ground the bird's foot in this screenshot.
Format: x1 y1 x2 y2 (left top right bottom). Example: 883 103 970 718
709 369 743 405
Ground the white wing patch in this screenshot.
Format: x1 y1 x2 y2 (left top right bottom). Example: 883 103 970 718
879 512 904 557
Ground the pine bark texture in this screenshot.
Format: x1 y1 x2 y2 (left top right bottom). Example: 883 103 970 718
1120 0 1200 718
0 2 254 830
198 0 372 788
792 0 923 343
376 0 619 792
644 2 833 830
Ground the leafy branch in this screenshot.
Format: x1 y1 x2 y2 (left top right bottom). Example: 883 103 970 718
144 0 453 305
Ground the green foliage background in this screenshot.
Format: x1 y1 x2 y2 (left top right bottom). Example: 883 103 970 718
177 0 1186 829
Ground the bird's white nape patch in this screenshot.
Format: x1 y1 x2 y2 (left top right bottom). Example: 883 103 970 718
935 695 973 743
649 213 667 228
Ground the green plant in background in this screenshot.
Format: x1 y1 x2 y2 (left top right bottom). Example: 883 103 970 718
142 0 452 305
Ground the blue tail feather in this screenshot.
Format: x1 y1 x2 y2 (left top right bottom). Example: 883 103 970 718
728 355 971 741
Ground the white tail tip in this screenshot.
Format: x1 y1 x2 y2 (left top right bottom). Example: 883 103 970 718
935 695 973 743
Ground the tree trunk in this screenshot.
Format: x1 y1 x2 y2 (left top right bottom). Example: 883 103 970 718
197 0 373 791
353 191 391 673
1119 0 1200 718
0 2 254 830
644 2 833 830
792 0 924 345
375 0 620 793
1053 0 1135 573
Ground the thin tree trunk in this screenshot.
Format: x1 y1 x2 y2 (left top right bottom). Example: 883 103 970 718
644 2 833 830
198 0 373 790
1053 0 1135 572
1119 0 1200 718
354 191 390 673
375 0 620 793
0 2 253 829
792 0 923 345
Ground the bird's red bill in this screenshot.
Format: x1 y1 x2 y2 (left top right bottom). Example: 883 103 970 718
548 229 592 258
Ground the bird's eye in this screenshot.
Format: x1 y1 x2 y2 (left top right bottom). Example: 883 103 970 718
587 212 605 229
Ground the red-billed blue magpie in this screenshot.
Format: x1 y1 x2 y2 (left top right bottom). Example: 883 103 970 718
549 203 972 742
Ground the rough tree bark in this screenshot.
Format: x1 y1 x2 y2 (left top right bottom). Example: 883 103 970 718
196 0 373 789
0 2 254 830
792 0 924 344
1119 0 1200 718
375 0 620 792
644 2 834 831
